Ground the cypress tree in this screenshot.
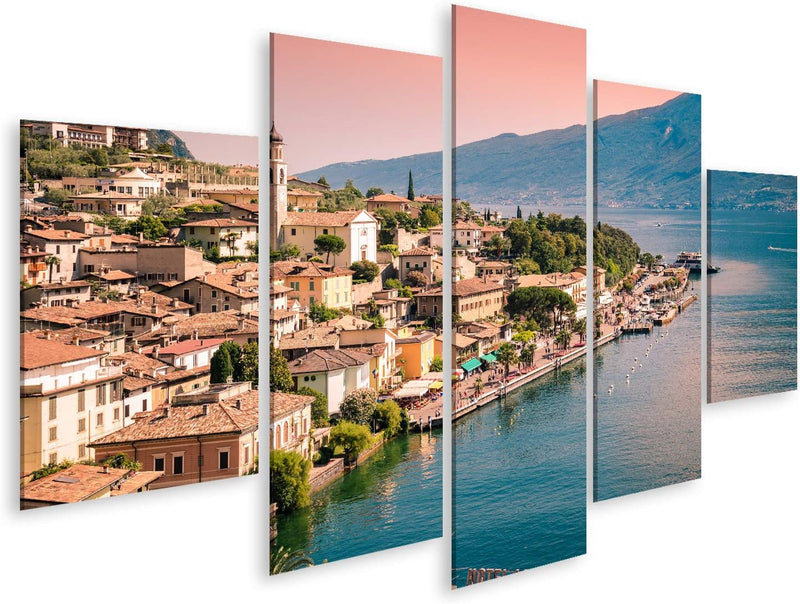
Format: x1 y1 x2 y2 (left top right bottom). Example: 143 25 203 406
210 347 233 383
407 170 415 201
516 205 522 219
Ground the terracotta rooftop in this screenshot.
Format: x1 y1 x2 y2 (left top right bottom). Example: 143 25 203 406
163 312 259 339
287 188 323 197
453 220 481 230
90 390 258 446
182 217 258 228
21 464 133 504
282 210 375 227
28 327 109 345
397 246 436 257
85 269 136 281
271 392 314 421
158 338 226 356
517 271 585 289
452 277 505 297
288 349 372 374
69 191 142 200
24 229 91 241
109 352 170 376
37 280 92 290
366 193 409 203
20 333 104 370
123 374 160 392
279 326 340 350
396 331 436 345
271 260 352 279
112 471 164 496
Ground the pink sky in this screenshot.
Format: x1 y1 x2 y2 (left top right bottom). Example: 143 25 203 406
173 131 258 166
271 34 442 174
594 80 682 118
453 5 586 146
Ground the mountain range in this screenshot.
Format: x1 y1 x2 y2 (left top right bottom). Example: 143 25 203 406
147 130 195 160
296 92 702 209
708 170 797 211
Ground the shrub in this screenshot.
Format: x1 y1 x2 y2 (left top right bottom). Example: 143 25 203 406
338 388 377 425
270 450 311 513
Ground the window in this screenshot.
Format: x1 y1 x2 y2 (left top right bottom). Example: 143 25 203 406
224 304 229 311
49 453 58 465
113 407 120 421
322 229 328 235
78 444 86 458
85 264 95 273
309 281 314 291
209 227 215 235
78 389 85 411
211 304 217 312
173 455 184 475
131 317 146 327
189 226 195 235
290 228 296 236
154 456 165 472
243 444 250 465
48 426 57 442
48 396 57 421
211 290 217 298
78 418 86 433
56 245 60 254
219 450 230 470
124 404 130 418
143 399 148 411
96 384 106 406
96 412 104 427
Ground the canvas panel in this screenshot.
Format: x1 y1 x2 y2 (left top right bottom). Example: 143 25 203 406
269 33 443 573
19 121 259 509
707 170 797 403
451 5 587 588
592 81 702 501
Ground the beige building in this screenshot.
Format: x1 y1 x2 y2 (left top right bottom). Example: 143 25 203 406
181 217 258 257
516 271 587 302
280 210 379 266
271 261 353 311
287 188 323 211
452 278 506 322
69 191 144 217
452 220 482 253
161 268 259 315
398 247 437 285
270 392 314 459
23 228 91 280
20 333 126 476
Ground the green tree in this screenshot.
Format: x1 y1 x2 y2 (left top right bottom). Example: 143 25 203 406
132 215 167 241
516 205 522 219
373 400 402 438
506 219 532 257
419 207 440 228
246 240 258 260
329 421 373 464
308 301 341 323
205 244 221 261
573 317 587 343
241 341 259 385
210 346 234 383
639 251 655 270
224 231 242 257
313 233 346 264
155 142 173 155
270 345 294 393
317 175 329 187
87 147 109 167
272 242 301 260
407 170 415 201
350 260 380 282
270 450 311 513
297 386 329 427
430 355 444 372
366 187 384 198
101 453 141 470
30 460 74 481
43 188 70 206
338 388 378 425
45 255 61 283
404 270 428 288
495 342 519 382
270 546 314 575
556 327 573 350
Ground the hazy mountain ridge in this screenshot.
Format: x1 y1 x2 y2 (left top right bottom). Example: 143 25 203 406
296 93 702 208
147 130 195 160
708 171 797 211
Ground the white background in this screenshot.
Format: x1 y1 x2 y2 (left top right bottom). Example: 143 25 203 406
1 1 797 602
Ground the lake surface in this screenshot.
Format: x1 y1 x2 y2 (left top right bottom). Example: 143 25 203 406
708 209 797 402
594 207 701 501
452 360 586 588
273 429 442 566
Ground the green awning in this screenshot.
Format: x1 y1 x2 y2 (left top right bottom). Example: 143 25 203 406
461 358 482 372
480 353 497 363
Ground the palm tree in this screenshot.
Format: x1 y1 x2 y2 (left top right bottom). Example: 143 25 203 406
224 231 241 257
270 545 314 574
556 328 572 350
45 255 61 283
573 317 587 343
494 342 518 383
519 341 536 367
473 376 483 395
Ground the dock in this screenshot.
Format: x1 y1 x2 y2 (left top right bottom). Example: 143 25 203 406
622 322 652 334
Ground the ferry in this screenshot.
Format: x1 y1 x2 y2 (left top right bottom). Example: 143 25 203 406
673 251 720 274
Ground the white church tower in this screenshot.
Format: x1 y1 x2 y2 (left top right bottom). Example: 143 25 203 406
269 122 288 249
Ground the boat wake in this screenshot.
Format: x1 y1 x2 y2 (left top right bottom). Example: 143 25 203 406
768 246 797 253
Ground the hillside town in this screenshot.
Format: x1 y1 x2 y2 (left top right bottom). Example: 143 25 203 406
268 123 446 528
19 121 260 508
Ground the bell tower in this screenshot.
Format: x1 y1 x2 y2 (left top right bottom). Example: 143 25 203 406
269 122 288 249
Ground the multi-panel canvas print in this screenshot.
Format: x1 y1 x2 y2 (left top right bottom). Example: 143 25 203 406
19 121 260 509
592 82 701 501
451 6 587 587
707 170 797 403
269 34 443 572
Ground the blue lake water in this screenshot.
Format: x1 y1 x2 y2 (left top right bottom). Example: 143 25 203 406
708 209 797 402
452 360 587 587
594 207 702 501
273 430 442 566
